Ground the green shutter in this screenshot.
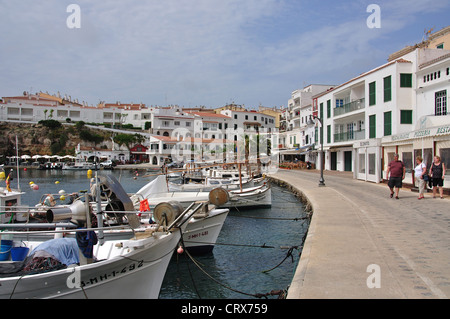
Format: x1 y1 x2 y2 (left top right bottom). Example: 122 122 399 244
369 82 376 106
384 111 392 136
369 115 376 138
400 74 412 87
327 100 331 118
315 127 318 143
320 103 323 120
384 76 391 102
400 110 413 124
327 125 331 143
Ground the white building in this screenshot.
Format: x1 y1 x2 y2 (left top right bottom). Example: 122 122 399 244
280 85 334 162
313 45 450 184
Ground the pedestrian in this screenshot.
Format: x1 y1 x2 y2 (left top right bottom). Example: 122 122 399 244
429 155 446 199
386 153 405 199
414 156 427 200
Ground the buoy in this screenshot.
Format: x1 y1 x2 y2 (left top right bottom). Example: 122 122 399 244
55 181 60 184
29 181 34 185
177 246 184 254
0 172 5 180
60 195 66 201
87 169 92 178
24 168 27 171
32 184 39 190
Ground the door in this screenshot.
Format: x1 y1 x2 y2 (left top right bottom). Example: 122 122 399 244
344 151 352 172
331 152 337 170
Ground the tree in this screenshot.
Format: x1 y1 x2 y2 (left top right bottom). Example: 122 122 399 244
113 133 136 150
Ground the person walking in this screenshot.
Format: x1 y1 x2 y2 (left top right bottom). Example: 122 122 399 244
414 156 427 199
386 153 405 199
429 155 446 199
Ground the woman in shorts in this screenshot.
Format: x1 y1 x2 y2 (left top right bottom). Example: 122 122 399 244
429 155 446 199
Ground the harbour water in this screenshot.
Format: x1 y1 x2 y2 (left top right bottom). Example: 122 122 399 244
5 167 309 299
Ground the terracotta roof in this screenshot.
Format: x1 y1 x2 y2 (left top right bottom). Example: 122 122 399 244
189 112 231 118
151 135 233 144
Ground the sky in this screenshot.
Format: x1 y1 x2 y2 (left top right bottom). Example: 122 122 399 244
1 0 449 109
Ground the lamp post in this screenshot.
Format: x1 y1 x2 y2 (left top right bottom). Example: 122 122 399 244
309 115 325 187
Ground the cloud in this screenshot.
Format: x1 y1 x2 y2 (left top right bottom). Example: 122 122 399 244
0 0 449 108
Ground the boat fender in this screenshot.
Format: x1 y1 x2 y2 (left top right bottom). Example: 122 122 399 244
209 187 230 206
153 201 184 226
87 169 93 179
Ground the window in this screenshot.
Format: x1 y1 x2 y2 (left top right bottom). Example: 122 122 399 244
174 121 180 126
368 154 376 175
400 73 412 88
384 111 392 136
400 110 413 124
234 114 237 119
320 103 323 119
369 81 376 106
336 99 343 108
359 153 365 173
436 43 444 49
402 152 413 172
383 76 392 102
440 148 450 175
369 115 376 138
435 90 447 115
245 115 248 120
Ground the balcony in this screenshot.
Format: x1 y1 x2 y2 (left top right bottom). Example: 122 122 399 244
334 98 365 117
334 129 365 142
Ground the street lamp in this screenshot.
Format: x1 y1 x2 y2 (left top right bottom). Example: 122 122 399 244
309 115 325 187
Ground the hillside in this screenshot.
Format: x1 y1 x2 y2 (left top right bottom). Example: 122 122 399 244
0 121 114 159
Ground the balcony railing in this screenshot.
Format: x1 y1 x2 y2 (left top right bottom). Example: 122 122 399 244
334 129 365 142
334 98 365 116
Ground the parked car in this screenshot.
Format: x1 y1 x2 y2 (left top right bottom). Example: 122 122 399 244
100 160 115 169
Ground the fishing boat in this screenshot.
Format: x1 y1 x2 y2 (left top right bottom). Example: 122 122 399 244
131 175 271 209
0 176 194 299
62 162 96 170
3 175 230 258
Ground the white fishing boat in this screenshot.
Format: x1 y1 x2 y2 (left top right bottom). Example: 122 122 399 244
0 176 195 299
222 183 272 208
148 193 229 255
62 162 96 170
0 225 185 299
168 176 255 192
3 176 230 258
131 175 271 209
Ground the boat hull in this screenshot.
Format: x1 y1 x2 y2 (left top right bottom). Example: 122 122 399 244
183 208 229 254
0 230 181 299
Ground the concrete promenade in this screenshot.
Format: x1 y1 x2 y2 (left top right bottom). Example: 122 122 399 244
268 169 450 299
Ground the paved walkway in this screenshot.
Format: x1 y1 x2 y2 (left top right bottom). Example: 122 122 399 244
268 169 450 299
